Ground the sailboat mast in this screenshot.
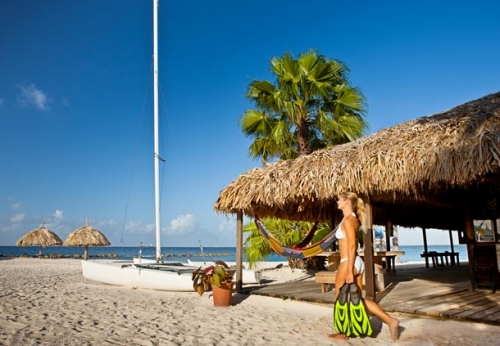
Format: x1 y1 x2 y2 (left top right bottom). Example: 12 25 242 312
153 0 161 261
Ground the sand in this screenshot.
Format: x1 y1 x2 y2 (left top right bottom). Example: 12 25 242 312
1 258 500 345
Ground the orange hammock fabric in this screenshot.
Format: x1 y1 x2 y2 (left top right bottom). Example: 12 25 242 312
254 218 337 259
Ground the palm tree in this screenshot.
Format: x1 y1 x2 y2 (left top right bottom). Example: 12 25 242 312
240 49 367 165
240 50 368 269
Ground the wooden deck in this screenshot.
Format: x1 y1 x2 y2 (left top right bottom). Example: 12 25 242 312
241 263 500 325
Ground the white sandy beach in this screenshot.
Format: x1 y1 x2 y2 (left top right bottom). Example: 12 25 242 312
1 258 500 346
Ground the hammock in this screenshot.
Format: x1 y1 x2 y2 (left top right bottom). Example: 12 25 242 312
293 221 319 249
254 218 338 259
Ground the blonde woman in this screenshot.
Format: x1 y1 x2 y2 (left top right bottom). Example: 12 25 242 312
328 192 399 342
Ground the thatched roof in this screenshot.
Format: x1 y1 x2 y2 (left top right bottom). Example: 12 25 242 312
63 220 111 247
214 92 500 229
16 224 63 247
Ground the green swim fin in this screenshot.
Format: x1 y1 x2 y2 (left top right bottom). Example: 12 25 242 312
334 283 351 336
348 283 372 337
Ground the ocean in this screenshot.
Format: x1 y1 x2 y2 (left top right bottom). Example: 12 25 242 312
0 244 467 263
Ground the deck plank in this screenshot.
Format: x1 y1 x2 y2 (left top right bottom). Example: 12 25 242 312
242 263 500 325
450 298 500 319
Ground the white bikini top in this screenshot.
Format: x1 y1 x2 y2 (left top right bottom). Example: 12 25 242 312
335 212 356 240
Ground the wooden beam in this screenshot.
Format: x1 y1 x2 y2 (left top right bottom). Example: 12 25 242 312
385 217 392 270
448 229 456 265
449 230 455 253
236 211 243 293
462 193 475 274
364 199 375 300
386 217 392 251
422 228 429 268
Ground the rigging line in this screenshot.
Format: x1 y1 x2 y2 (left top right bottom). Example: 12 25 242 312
154 153 165 162
158 80 179 163
120 61 154 245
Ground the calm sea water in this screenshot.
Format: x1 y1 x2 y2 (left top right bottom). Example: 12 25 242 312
0 244 467 263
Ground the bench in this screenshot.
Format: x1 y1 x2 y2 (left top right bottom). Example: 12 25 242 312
315 271 337 292
314 264 385 293
420 251 460 268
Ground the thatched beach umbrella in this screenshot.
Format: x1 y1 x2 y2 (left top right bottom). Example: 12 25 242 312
63 220 111 260
16 223 63 257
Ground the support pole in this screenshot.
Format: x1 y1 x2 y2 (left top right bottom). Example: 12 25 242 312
422 228 429 268
385 218 392 271
236 211 243 293
385 218 392 251
364 199 375 301
448 230 456 265
462 193 475 275
449 230 455 252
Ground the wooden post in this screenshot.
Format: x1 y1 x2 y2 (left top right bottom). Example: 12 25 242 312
386 218 392 251
385 218 392 271
364 199 375 301
448 230 456 265
462 193 475 272
422 228 429 268
449 230 455 253
393 225 400 264
236 211 243 293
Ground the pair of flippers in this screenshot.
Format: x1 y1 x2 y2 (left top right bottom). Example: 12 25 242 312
334 283 373 337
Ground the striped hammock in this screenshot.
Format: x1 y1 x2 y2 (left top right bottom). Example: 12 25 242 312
254 218 338 259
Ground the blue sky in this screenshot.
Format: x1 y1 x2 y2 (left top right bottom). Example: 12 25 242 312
1 0 499 247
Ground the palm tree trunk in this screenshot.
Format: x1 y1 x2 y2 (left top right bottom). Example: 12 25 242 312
288 256 325 270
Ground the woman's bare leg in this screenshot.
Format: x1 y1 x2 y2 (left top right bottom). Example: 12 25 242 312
356 276 399 342
327 263 349 340
363 299 399 341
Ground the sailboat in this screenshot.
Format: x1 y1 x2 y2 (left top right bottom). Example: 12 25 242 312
81 0 260 291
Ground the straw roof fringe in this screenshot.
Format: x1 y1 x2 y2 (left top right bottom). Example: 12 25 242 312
63 220 111 247
214 92 500 228
16 224 63 247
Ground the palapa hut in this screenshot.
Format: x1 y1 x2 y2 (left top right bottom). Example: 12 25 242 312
63 220 111 260
16 223 63 257
214 91 500 296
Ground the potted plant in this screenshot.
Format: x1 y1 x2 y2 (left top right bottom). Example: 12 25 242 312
192 260 235 307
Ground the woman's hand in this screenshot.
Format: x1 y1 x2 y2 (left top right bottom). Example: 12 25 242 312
346 271 354 284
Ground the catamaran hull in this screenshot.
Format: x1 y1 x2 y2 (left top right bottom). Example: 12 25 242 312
81 260 195 291
133 257 263 284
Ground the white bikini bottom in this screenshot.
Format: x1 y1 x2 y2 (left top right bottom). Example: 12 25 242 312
339 256 365 274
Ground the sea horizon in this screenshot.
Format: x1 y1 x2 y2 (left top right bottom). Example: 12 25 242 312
0 244 467 264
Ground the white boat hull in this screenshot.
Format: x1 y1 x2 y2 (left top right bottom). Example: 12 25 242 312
133 257 262 284
81 260 196 291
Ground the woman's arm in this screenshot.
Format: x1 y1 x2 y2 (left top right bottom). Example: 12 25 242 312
344 215 358 283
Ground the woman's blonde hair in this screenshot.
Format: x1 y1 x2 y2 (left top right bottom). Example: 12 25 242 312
340 192 368 232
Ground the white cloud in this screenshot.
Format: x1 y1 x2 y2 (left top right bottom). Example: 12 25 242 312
0 98 5 106
11 203 21 210
125 221 155 234
18 83 51 110
95 218 117 228
52 210 64 221
42 210 65 230
218 216 236 234
124 215 196 237
10 213 25 222
166 214 195 235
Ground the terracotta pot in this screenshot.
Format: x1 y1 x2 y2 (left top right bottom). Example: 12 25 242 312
212 281 234 307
